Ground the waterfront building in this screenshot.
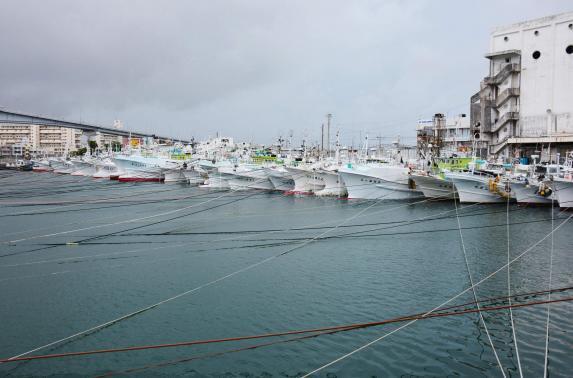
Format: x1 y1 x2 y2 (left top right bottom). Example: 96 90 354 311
0 123 82 156
416 113 471 158
470 12 573 162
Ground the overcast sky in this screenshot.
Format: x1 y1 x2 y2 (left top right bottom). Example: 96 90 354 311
0 1 571 145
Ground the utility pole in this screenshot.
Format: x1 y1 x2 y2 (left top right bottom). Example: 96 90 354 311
321 123 324 154
326 113 332 158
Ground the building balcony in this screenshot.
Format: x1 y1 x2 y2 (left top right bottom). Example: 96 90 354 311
484 63 520 86
495 88 520 107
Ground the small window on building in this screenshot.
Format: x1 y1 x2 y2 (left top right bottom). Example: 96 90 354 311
504 36 509 42
532 50 541 59
505 58 510 63
534 30 539 36
569 23 573 30
567 45 573 54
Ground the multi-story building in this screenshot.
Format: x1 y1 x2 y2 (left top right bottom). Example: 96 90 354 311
471 12 573 162
0 123 82 156
416 113 471 158
93 132 123 151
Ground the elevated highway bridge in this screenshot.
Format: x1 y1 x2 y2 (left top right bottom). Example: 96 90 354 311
0 109 190 144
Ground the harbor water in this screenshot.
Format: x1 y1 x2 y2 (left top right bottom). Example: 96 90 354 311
0 171 572 377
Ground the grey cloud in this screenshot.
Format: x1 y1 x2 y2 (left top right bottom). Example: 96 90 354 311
0 0 571 143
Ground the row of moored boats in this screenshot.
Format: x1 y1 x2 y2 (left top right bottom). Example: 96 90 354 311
28 153 573 209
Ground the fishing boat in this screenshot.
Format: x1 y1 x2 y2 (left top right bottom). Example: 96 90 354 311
411 173 457 200
70 158 96 176
113 155 167 182
509 164 557 205
552 177 573 209
410 157 470 200
32 159 52 172
446 171 511 203
284 165 325 194
219 165 274 190
93 158 120 179
338 163 423 200
314 167 347 197
265 167 295 191
53 160 76 174
183 164 206 186
2 159 33 171
163 167 187 183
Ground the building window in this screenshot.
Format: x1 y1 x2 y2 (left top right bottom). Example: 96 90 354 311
505 58 510 63
567 45 573 55
534 30 539 36
532 50 541 59
504 36 509 42
569 23 573 30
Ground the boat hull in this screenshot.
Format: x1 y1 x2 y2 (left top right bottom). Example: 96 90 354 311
118 169 164 182
183 169 205 185
339 171 422 200
266 168 295 191
164 169 187 183
552 179 573 209
226 169 274 190
411 174 456 200
511 181 553 204
447 174 508 203
314 170 347 197
284 167 325 194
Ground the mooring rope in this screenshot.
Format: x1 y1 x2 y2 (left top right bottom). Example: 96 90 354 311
2 293 572 365
450 179 505 377
543 189 556 377
507 187 523 377
300 211 573 377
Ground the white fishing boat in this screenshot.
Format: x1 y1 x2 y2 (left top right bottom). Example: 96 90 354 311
183 165 206 185
70 158 96 176
219 165 274 190
93 159 120 179
551 175 573 209
284 165 325 194
411 173 457 200
53 160 76 174
265 167 295 191
113 155 167 182
509 164 558 205
200 163 234 189
32 159 52 172
446 172 511 203
338 164 423 200
511 180 554 204
48 158 69 173
314 168 347 197
163 167 187 183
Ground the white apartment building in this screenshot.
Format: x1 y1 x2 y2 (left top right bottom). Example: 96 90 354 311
471 12 573 161
0 123 82 156
93 131 123 150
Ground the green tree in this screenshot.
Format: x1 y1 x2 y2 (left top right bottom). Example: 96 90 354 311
88 141 98 154
71 147 87 156
111 141 122 152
